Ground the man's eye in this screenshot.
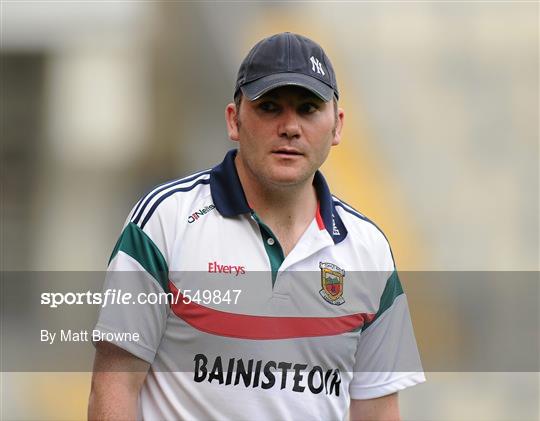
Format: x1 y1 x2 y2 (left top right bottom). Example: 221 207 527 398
259 102 278 112
299 103 319 113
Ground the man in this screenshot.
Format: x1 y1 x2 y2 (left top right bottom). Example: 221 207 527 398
89 32 424 420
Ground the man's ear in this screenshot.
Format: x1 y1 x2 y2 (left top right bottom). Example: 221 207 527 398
225 103 240 141
332 108 345 146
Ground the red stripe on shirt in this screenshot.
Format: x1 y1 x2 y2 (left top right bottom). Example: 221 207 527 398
168 281 374 340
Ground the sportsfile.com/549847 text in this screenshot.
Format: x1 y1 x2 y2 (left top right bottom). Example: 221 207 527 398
40 289 242 309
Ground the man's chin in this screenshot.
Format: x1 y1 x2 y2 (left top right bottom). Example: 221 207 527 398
266 170 312 188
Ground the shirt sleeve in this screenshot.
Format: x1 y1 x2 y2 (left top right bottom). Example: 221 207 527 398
93 216 171 364
349 271 425 400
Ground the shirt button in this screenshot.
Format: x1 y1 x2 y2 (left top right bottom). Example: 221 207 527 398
267 237 275 246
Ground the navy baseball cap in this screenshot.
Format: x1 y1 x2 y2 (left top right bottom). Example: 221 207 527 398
234 32 339 102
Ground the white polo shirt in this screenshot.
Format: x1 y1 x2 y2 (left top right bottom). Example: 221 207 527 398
95 149 425 421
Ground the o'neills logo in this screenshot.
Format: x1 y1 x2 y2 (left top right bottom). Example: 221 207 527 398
208 261 246 276
187 204 216 223
193 353 341 396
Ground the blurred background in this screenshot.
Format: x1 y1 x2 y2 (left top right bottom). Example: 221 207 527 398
1 1 538 420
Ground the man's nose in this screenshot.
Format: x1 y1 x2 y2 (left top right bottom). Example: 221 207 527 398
277 108 301 139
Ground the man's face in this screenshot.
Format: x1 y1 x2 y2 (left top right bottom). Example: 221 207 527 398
226 86 344 190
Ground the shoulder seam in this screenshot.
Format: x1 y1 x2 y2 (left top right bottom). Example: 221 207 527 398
132 169 212 226
132 171 212 228
138 177 211 230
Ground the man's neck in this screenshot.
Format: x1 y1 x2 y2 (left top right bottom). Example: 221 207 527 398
234 156 318 255
248 183 317 228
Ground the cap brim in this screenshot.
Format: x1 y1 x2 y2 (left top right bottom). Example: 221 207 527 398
240 73 334 102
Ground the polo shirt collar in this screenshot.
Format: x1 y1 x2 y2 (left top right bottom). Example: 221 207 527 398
210 149 347 244
210 149 251 216
313 170 348 244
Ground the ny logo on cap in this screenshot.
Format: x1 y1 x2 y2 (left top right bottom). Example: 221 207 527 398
309 56 325 76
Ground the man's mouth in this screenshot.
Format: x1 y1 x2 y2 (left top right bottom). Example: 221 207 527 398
272 148 303 156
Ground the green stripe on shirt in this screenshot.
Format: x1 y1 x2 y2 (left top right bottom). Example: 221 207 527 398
362 270 404 332
109 222 169 292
